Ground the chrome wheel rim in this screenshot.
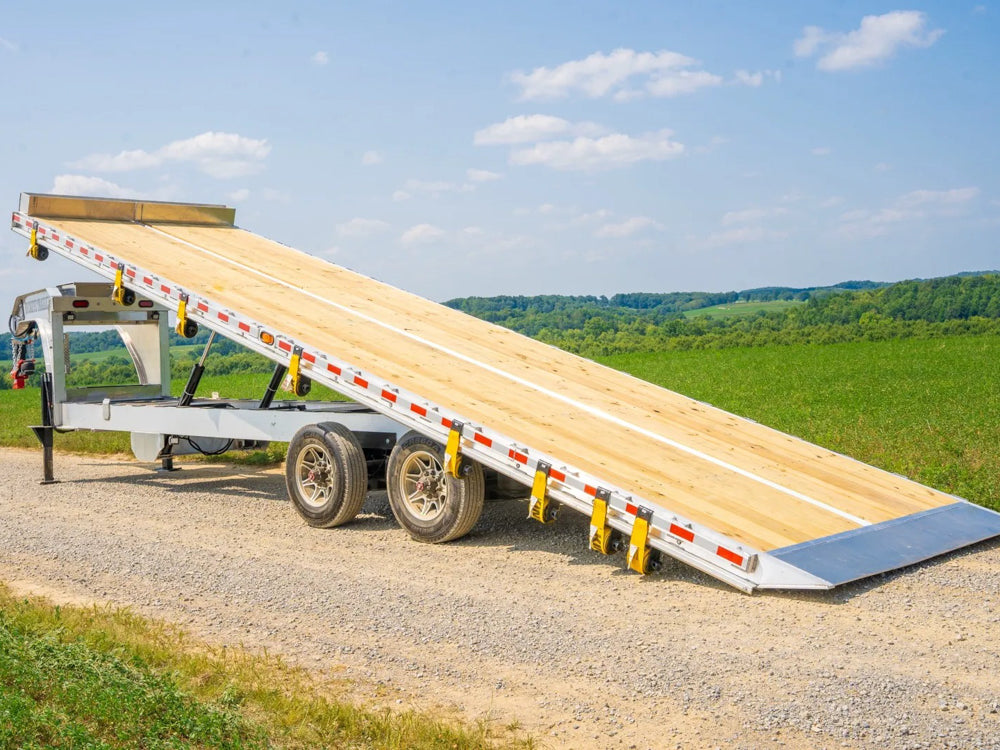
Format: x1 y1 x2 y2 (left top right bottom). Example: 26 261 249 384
296 444 334 508
399 449 447 521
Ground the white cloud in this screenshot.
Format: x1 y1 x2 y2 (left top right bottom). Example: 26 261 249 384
336 218 390 237
392 190 411 202
811 146 832 156
509 48 722 100
473 114 605 145
311 51 329 65
721 207 789 226
509 129 684 171
462 226 485 237
157 132 271 178
466 168 502 182
795 11 944 71
874 162 892 172
400 224 445 245
401 178 474 196
51 175 135 199
704 226 789 248
793 26 829 58
895 187 980 208
574 208 612 223
734 70 763 87
362 150 383 165
70 149 162 172
70 131 271 179
228 188 250 202
0 37 18 52
820 196 845 208
645 70 722 97
595 216 663 238
839 186 980 238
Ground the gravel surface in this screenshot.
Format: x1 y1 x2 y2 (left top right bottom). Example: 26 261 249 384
1 446 999 749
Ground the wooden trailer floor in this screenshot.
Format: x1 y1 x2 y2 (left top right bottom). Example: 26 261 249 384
43 217 955 552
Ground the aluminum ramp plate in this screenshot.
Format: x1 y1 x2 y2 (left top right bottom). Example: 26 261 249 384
768 501 1000 587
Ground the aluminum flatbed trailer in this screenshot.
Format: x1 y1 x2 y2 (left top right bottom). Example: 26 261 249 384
10 193 1000 592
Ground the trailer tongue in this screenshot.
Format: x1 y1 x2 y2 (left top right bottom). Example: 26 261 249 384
10 193 1000 592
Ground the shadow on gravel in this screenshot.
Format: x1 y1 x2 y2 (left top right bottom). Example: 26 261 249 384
66 463 287 501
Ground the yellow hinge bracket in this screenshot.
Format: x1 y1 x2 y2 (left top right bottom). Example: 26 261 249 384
111 263 134 305
26 222 42 259
175 293 190 337
528 460 556 524
444 420 465 478
287 345 311 397
589 488 622 554
627 506 662 574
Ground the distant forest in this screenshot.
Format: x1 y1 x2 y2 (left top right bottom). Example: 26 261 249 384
443 273 1000 355
3 272 999 388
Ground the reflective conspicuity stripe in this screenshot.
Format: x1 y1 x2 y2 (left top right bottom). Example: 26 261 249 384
142 223 870 528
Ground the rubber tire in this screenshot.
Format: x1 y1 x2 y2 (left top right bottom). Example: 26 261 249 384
294 376 312 397
386 430 485 543
180 319 199 339
121 289 136 306
285 422 368 528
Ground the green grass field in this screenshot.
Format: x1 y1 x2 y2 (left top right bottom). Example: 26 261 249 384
599 334 999 510
682 298 804 319
0 584 527 749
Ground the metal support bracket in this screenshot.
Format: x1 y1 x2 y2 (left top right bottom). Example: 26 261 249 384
589 487 622 554
175 293 190 336
26 221 47 260
627 505 661 574
288 345 312 397
528 460 556 523
111 263 134 305
444 420 465 478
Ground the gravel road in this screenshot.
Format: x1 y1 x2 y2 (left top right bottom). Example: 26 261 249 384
1 447 999 749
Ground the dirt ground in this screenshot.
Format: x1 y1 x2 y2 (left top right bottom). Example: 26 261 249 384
1 447 998 749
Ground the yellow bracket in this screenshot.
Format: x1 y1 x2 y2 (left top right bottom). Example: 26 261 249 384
111 264 127 305
627 506 658 574
175 294 189 336
589 488 618 553
288 346 303 394
444 420 464 478
27 223 40 259
528 461 555 524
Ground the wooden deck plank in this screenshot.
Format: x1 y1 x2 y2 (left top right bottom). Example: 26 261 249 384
45 218 958 552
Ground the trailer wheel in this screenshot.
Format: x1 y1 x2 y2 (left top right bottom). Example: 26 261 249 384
285 423 368 528
386 430 484 543
178 319 199 339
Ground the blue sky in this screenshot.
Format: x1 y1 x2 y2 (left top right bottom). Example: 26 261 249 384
1 1 998 304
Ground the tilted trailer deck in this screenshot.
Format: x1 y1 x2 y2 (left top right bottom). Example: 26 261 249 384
9 192 1000 592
